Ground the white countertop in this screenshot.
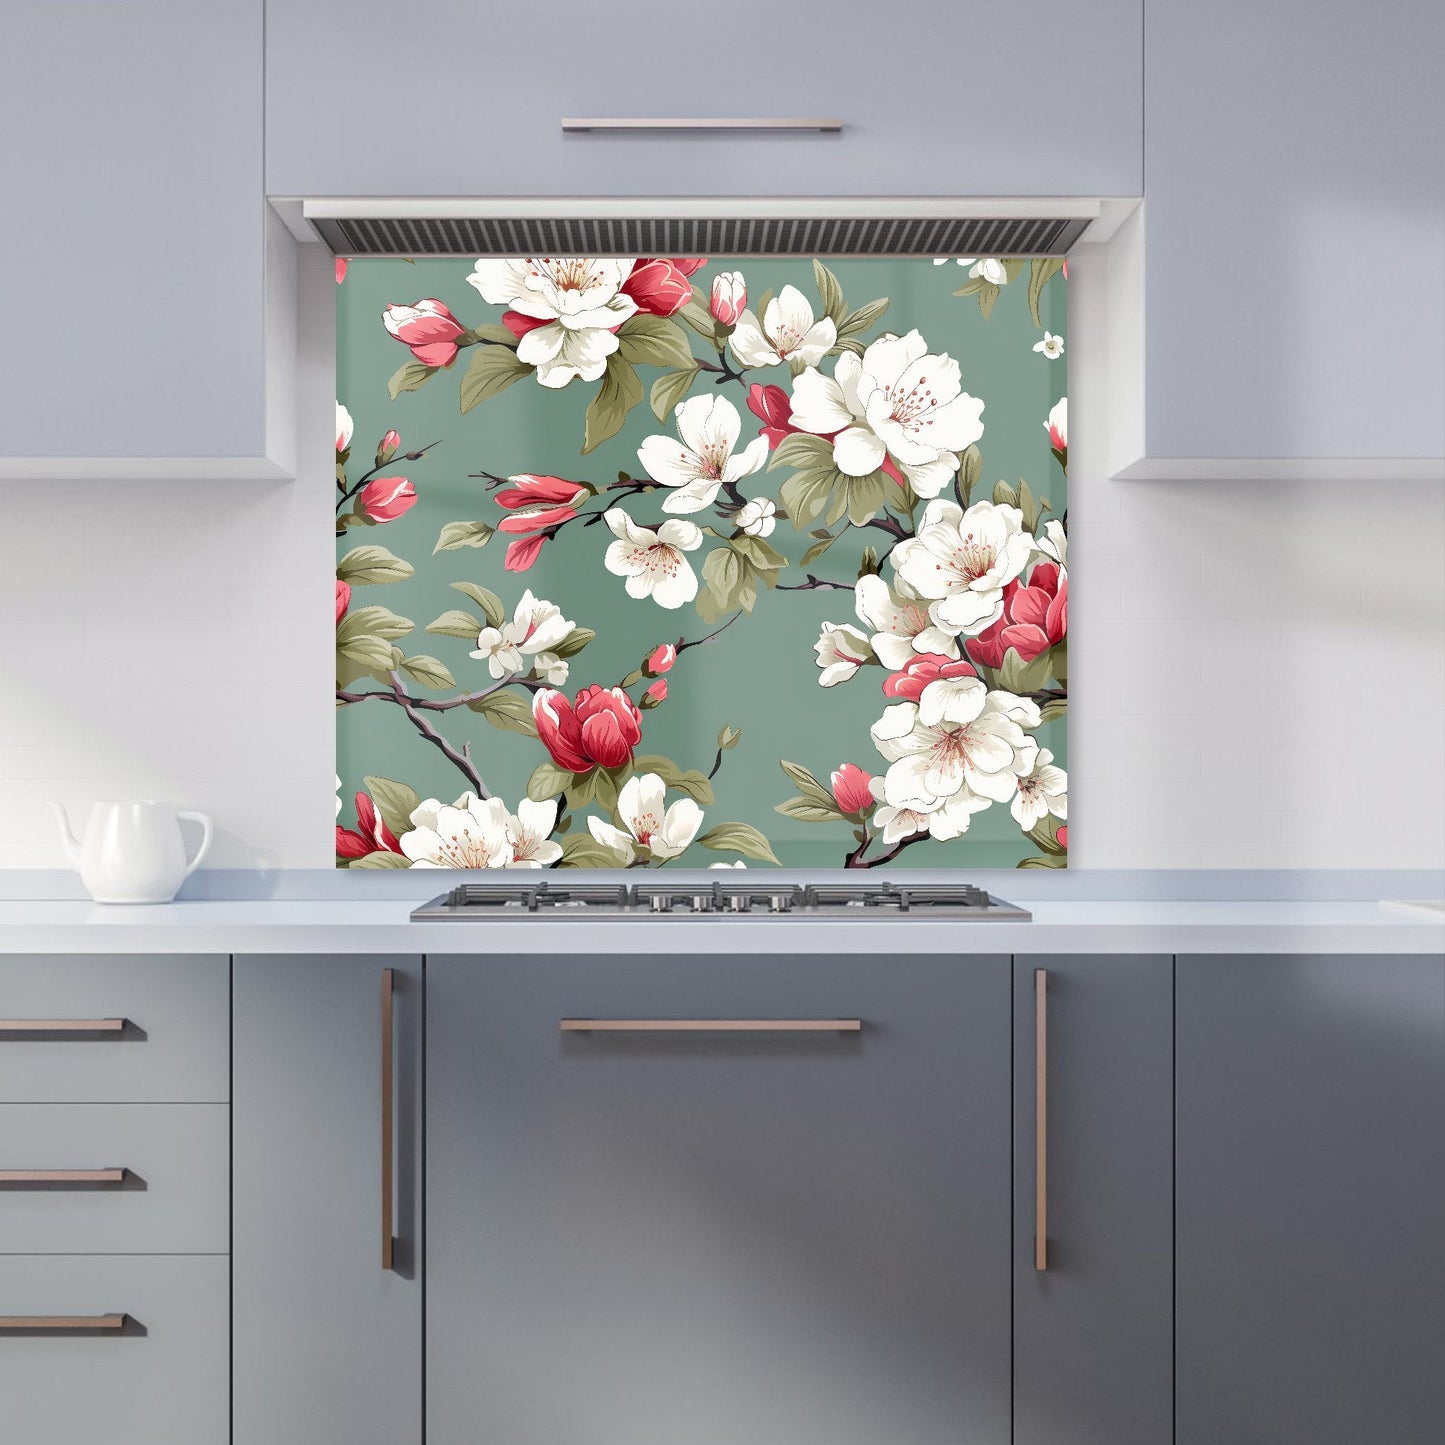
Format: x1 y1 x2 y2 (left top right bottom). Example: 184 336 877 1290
0 897 1439 955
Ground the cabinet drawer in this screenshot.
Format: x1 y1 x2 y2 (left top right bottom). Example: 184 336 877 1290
0 1104 227 1254
0 1254 227 1445
0 955 227 1102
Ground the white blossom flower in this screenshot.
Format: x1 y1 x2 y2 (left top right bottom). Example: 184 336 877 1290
931 258 969 267
890 498 1034 636
870 685 1040 826
532 651 569 685
736 496 778 537
1033 332 1064 359
814 622 874 686
588 773 703 863
335 402 354 453
728 285 837 368
708 859 748 869
1035 518 1067 570
854 574 960 669
603 510 703 609
637 394 768 514
1045 397 1067 452
1011 749 1068 831
789 329 985 498
469 588 575 679
401 792 562 868
466 257 638 388
335 774 343 817
960 257 1008 285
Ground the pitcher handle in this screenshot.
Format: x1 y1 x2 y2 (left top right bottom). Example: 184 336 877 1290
177 811 213 876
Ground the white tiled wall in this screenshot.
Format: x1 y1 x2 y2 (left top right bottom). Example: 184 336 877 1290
0 247 1440 870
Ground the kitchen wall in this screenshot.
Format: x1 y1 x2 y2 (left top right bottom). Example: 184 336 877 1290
1 246 1441 871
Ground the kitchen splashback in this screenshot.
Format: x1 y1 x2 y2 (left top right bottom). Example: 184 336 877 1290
335 256 1067 870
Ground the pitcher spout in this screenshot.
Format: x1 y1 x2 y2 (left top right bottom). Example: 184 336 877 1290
48 801 82 864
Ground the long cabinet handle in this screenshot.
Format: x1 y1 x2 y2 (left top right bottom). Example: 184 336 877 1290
0 1314 128 1331
0 1169 128 1185
560 1019 862 1033
380 968 395 1273
562 117 843 134
1034 969 1049 1272
0 1018 127 1035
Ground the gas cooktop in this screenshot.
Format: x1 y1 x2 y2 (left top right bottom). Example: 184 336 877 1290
410 880 1031 921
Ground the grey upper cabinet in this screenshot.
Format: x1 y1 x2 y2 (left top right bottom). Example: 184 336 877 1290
1176 953 1445 1445
266 1 1142 198
1135 1 1445 476
0 1 293 480
1012 956 1173 1445
427 953 1013 1445
233 955 423 1445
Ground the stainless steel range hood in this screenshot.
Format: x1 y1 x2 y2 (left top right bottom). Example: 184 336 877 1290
299 198 1100 258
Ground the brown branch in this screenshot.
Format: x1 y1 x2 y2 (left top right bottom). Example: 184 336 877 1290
675 611 742 653
384 671 488 796
776 574 855 591
844 830 930 869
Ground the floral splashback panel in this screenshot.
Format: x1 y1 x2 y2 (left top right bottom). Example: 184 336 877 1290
335 255 1068 870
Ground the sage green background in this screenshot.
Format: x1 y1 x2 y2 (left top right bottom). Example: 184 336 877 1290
337 257 1066 868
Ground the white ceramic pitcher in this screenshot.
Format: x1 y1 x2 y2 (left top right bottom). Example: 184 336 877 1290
50 801 212 904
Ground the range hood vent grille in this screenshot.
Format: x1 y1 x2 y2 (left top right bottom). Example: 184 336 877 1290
311 214 1089 258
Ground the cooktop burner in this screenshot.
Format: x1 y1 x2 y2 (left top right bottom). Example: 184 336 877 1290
411 880 1030 921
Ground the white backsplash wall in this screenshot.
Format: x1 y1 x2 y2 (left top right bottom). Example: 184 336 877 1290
0 246 1441 870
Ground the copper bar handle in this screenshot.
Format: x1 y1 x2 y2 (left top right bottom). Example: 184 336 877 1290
563 117 842 134
1034 968 1049 1272
380 968 395 1273
0 1169 127 1185
0 1314 128 1331
0 1018 127 1035
560 1018 862 1033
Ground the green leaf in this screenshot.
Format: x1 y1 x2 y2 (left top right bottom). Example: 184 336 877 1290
812 260 846 324
650 366 700 422
450 581 505 629
1039 698 1068 724
779 760 836 808
1018 853 1067 869
800 532 838 567
582 354 643 454
992 479 1021 509
1017 478 1048 534
466 689 537 737
768 432 837 473
952 278 987 298
717 725 742 750
362 776 422 839
837 296 889 338
1027 257 1065 329
779 469 836 528
775 796 844 824
336 545 414 585
959 444 982 506
631 754 715 806
339 604 414 642
616 315 695 370
677 298 717 339
336 631 396 669
433 521 495 555
526 761 576 802
387 360 438 399
400 654 456 690
424 608 482 640
729 534 786 573
977 282 1002 320
557 833 622 868
551 626 596 659
997 646 1056 695
698 546 744 623
1028 814 1066 856
695 822 780 865
458 345 530 413
347 852 413 869
564 769 598 809
592 766 622 815
463 323 521 345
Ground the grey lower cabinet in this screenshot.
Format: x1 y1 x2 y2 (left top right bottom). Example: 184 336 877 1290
232 954 423 1445
1176 953 1445 1445
1012 955 1174 1445
426 953 1013 1445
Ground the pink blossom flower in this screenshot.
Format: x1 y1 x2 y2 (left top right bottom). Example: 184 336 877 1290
335 790 402 860
504 534 547 571
335 257 349 284
881 652 978 701
336 402 354 454
1057 825 1068 848
621 258 704 318
377 429 401 464
645 642 677 676
710 271 747 326
335 579 351 623
358 476 416 522
746 383 803 450
533 685 643 773
501 309 548 341
383 299 466 368
830 764 875 816
968 562 1067 669
494 474 590 510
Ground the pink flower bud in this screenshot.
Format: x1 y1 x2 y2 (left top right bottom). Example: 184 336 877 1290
358 476 416 523
335 401 354 454
640 678 668 709
335 579 351 623
1057 825 1068 849
335 257 349 285
376 429 401 465
645 643 677 676
710 271 747 327
497 504 578 535
382 299 466 368
830 764 876 817
495 474 591 509
504 534 547 572
746 383 798 450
